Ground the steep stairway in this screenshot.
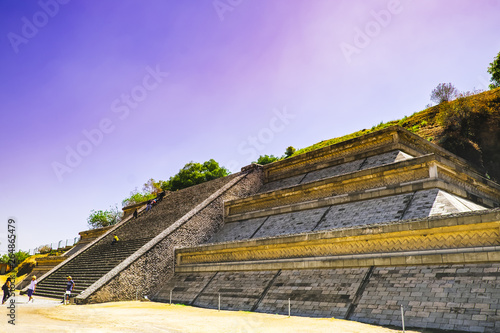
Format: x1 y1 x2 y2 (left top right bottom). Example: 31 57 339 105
35 237 148 299
32 172 248 301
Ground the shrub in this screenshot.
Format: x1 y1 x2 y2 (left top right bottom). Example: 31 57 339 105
38 245 52 254
254 155 279 165
87 206 123 229
430 83 458 104
284 146 296 158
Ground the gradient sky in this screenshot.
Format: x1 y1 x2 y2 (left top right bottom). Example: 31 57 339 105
1 0 499 252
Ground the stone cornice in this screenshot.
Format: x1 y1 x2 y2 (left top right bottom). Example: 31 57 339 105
175 247 500 272
262 126 481 183
226 154 500 218
175 210 500 270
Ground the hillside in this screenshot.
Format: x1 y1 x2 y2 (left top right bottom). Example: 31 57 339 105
293 88 500 182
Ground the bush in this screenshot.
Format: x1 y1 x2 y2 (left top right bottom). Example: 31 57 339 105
284 146 296 158
487 50 500 89
38 245 52 254
162 159 230 191
254 155 279 165
87 206 123 229
431 83 458 104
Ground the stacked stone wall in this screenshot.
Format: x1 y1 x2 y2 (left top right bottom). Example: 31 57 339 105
259 150 413 193
351 264 500 332
193 271 277 311
159 264 500 332
207 217 268 243
253 207 329 238
208 188 486 244
256 268 367 318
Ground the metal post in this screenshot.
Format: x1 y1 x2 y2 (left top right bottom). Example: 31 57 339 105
288 298 291 318
401 304 405 333
218 293 221 312
170 290 172 305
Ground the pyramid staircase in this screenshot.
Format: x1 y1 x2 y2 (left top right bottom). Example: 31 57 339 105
35 237 148 299
33 198 178 300
30 170 261 303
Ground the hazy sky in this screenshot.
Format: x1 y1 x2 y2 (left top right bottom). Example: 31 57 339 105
1 0 499 252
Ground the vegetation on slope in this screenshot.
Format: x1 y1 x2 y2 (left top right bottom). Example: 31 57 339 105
292 88 500 182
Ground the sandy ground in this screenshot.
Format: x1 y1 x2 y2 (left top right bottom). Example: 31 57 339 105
0 296 423 333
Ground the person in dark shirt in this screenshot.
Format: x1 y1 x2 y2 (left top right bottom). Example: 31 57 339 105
64 276 75 305
2 277 12 304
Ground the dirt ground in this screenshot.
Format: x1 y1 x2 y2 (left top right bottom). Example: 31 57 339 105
0 296 422 333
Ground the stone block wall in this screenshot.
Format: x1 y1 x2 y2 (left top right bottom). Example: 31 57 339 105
351 264 500 332
259 150 413 193
157 272 216 304
158 264 500 332
206 216 268 244
193 271 277 311
253 207 329 239
209 189 486 244
256 268 368 318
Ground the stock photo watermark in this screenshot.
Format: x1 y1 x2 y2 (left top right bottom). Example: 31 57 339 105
7 0 71 54
225 106 295 171
339 0 406 64
213 0 243 22
5 218 17 325
51 65 169 182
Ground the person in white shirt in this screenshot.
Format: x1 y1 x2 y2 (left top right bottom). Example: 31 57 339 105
27 275 37 303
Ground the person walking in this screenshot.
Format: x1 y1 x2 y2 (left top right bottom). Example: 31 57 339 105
27 275 37 303
2 277 12 304
111 234 119 245
64 276 75 305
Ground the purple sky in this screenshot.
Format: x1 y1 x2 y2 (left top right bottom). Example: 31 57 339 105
1 0 499 252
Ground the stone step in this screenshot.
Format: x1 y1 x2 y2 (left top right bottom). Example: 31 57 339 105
35 237 153 301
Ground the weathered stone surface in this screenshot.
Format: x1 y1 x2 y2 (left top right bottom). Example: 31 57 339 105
258 174 305 193
260 150 414 194
351 264 500 333
315 193 413 231
210 188 487 244
193 271 277 311
252 207 329 239
205 217 267 244
256 268 367 318
155 272 216 305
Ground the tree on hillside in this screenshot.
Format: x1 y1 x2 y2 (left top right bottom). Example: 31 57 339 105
438 90 486 137
142 178 163 195
0 250 29 265
254 155 279 165
488 51 500 89
163 159 230 191
122 178 165 207
87 206 123 229
284 146 296 158
437 89 500 181
430 83 458 104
